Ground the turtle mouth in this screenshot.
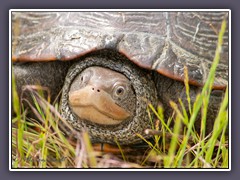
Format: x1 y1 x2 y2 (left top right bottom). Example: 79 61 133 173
68 85 131 125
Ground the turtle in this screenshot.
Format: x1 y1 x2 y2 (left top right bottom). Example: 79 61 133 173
12 11 229 145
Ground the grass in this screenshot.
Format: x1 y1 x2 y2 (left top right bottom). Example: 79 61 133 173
11 19 229 169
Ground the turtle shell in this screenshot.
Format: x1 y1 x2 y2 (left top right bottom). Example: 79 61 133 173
12 11 229 89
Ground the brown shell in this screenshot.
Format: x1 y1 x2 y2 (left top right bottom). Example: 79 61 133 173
12 11 229 89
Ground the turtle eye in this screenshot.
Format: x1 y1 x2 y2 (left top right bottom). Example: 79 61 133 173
79 69 92 85
113 84 128 100
116 86 125 96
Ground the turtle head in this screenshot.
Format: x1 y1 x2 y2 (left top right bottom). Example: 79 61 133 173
61 52 158 145
68 66 136 125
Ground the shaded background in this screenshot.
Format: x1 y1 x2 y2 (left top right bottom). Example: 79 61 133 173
1 0 238 179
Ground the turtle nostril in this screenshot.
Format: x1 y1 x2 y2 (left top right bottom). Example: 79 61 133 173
92 88 100 92
91 87 100 92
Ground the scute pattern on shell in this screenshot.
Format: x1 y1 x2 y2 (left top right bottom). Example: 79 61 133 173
12 11 228 89
60 50 158 145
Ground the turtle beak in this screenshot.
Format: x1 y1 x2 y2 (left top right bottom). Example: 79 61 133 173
68 85 131 125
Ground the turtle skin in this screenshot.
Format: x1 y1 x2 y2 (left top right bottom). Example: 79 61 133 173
13 49 226 145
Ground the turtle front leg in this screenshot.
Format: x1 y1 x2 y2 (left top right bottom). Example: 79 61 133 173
153 72 225 134
12 61 72 116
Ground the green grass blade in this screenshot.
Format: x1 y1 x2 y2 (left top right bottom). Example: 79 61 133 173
176 18 227 167
205 87 228 164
